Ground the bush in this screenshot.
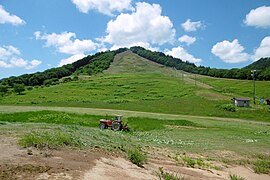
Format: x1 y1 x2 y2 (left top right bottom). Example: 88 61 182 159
157 167 184 180
229 174 246 180
181 156 207 168
253 160 270 174
220 104 236 112
127 148 147 167
27 86 33 91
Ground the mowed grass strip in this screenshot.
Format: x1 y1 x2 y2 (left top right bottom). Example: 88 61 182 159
0 111 100 127
0 111 199 131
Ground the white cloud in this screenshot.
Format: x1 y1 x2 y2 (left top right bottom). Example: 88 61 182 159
211 39 250 63
71 0 132 16
10 58 28 67
0 45 41 69
165 47 202 64
178 35 196 46
0 45 20 60
244 6 270 28
35 31 98 55
0 5 25 25
26 59 42 69
181 19 203 32
102 2 175 49
0 60 12 68
58 54 86 67
252 36 270 61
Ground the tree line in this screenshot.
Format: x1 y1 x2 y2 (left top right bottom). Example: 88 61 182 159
130 46 270 81
0 48 127 96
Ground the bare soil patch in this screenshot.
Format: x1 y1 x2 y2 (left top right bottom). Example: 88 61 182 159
1 135 269 180
0 136 105 179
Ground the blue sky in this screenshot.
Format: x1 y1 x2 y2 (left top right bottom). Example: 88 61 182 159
1 0 270 78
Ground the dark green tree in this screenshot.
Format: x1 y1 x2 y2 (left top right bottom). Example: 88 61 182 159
13 83 25 95
0 85 8 97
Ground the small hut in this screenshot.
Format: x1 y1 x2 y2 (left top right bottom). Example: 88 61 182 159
232 97 250 107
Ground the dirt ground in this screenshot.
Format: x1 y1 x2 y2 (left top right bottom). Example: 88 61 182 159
0 136 269 180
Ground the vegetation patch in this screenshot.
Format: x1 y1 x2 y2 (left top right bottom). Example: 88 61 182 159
219 104 236 112
127 148 147 167
173 154 209 169
127 117 198 131
229 174 246 180
253 159 270 174
106 99 131 104
157 167 184 180
18 130 83 149
0 111 102 127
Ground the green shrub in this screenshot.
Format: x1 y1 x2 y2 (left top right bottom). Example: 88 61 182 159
229 174 246 180
253 160 270 174
157 167 184 180
27 86 33 91
18 130 83 149
127 148 147 167
181 156 207 168
220 104 236 112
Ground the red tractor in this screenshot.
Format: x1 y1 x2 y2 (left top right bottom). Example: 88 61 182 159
99 115 128 131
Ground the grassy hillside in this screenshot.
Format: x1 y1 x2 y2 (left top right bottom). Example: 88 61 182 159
0 51 270 122
196 75 270 99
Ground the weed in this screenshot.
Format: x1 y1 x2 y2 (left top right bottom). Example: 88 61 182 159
229 174 246 180
127 148 147 167
253 160 270 174
157 167 184 180
176 155 209 169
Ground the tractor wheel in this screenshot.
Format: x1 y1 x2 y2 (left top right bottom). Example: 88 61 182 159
99 123 106 129
112 122 121 131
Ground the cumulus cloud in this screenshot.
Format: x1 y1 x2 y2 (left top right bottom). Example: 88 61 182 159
0 45 41 69
165 47 202 64
0 45 20 60
178 35 196 46
0 5 25 25
35 31 98 55
26 59 42 69
252 36 270 61
71 0 132 16
244 6 270 28
102 2 175 49
211 39 250 63
181 19 203 32
58 54 86 67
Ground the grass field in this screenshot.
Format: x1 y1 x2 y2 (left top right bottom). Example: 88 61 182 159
1 72 270 121
0 110 269 174
194 74 270 100
1 52 270 122
1 110 269 155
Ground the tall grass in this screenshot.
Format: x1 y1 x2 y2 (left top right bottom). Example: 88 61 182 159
18 130 84 149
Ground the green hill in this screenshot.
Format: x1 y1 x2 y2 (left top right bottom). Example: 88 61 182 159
244 57 270 70
0 49 270 122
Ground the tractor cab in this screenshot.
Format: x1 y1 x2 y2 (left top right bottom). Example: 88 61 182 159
112 115 122 122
